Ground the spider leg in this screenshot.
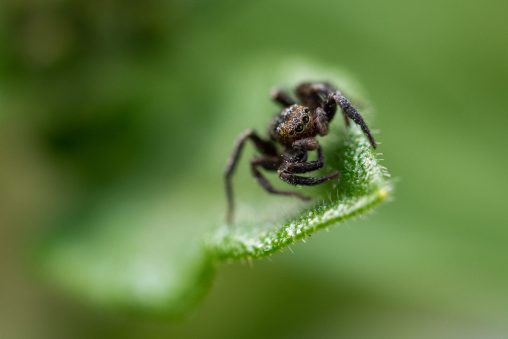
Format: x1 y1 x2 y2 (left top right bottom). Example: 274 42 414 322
224 129 278 223
295 82 329 107
280 142 339 185
315 107 330 135
297 82 376 148
279 169 340 186
251 156 311 201
271 89 296 107
282 145 326 174
331 93 377 148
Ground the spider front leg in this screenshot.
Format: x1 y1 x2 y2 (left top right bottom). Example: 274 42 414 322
224 128 278 223
299 82 377 148
330 93 377 148
315 107 330 136
279 140 340 186
282 143 325 173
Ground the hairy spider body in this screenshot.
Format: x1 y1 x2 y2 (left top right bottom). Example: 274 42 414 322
225 81 377 223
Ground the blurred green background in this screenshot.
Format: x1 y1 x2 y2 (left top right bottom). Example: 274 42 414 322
1 0 507 338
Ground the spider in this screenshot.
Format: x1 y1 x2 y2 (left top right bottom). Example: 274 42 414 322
224 81 377 223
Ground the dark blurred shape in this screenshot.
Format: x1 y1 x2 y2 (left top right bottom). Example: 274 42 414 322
0 0 177 185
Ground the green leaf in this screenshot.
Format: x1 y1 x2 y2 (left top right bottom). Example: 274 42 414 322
37 193 217 314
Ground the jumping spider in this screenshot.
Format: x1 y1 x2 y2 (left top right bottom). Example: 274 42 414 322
224 81 377 223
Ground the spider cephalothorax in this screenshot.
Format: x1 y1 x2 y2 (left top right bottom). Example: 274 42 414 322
270 105 320 145
224 81 377 223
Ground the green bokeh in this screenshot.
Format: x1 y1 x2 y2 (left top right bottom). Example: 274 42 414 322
0 0 507 338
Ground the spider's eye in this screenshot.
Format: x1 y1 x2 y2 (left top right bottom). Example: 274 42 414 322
304 107 310 113
289 130 295 135
302 115 309 124
296 123 304 133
